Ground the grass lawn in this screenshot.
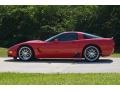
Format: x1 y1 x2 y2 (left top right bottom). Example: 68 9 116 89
0 73 120 85
0 47 120 57
0 48 7 57
111 53 120 57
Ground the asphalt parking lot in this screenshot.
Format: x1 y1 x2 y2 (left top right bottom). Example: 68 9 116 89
0 57 120 73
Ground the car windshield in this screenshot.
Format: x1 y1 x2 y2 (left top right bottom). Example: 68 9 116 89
45 33 62 42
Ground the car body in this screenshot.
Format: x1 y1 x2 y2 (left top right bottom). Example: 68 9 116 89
8 32 115 62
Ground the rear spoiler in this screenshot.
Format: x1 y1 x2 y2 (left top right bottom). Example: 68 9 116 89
111 37 113 39
111 37 114 40
104 37 114 40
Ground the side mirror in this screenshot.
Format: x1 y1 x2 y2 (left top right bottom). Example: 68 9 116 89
53 39 59 42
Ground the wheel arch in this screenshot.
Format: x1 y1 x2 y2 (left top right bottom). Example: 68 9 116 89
17 44 35 57
82 44 102 58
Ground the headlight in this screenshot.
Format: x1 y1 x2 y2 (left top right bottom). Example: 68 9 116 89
8 50 13 54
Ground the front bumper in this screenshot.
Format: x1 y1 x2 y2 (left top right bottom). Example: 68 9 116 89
8 49 17 57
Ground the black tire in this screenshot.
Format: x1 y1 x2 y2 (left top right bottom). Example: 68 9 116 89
83 46 100 62
18 46 34 61
13 57 17 60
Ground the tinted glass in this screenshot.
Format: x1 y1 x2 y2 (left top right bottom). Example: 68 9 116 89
83 33 102 39
57 33 78 41
45 33 62 42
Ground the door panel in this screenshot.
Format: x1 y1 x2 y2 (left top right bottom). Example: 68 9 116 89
39 41 79 58
39 32 81 58
39 41 61 58
57 40 79 58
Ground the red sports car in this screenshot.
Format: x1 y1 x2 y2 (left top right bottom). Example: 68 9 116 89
8 32 115 62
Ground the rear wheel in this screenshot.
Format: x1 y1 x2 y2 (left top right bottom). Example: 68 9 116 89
18 46 34 61
83 46 100 62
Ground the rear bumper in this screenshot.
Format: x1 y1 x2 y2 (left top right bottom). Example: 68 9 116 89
101 38 115 57
101 47 114 57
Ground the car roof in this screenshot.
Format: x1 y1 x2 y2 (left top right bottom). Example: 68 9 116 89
62 31 83 34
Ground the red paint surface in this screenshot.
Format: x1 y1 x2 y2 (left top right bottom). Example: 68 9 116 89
8 32 115 59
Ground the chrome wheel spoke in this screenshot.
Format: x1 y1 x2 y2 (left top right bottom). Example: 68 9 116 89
84 46 99 61
18 47 32 60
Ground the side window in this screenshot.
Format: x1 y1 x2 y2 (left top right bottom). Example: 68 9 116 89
84 34 94 39
57 33 78 41
83 33 101 39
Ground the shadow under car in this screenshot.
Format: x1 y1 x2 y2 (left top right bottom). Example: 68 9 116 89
4 58 113 64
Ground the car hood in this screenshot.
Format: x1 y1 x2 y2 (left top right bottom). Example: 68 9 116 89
9 40 44 49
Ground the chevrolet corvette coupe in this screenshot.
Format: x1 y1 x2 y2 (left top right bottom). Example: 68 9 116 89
8 32 115 62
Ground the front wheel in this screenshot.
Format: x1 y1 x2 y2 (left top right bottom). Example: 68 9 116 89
18 46 34 61
83 46 100 62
